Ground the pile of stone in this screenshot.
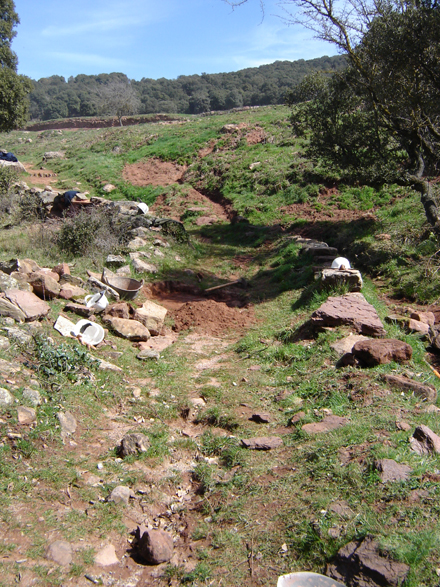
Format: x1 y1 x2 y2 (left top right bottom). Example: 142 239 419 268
0 259 88 322
296 236 363 292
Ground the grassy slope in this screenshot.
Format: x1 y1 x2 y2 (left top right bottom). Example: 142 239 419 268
0 108 439 586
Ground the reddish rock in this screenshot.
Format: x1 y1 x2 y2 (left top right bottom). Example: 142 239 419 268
104 316 150 341
375 458 412 482
36 269 60 282
52 263 70 277
241 436 283 450
352 339 412 366
137 527 173 564
63 302 95 318
410 424 440 455
382 373 437 402
407 318 429 335
288 411 306 425
327 535 410 587
410 311 435 326
27 273 60 299
104 302 132 320
5 289 50 321
302 415 347 434
311 293 386 337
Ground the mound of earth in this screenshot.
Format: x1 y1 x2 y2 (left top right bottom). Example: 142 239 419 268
123 158 186 186
171 299 255 336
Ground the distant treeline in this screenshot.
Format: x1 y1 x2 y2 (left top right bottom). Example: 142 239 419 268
28 55 345 121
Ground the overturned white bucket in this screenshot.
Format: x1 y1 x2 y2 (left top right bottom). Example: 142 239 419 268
277 572 345 587
71 320 105 346
331 257 351 269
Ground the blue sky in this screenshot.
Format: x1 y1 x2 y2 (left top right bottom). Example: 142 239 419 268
12 0 337 81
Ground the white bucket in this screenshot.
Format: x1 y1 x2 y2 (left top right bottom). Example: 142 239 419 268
85 291 109 312
277 572 345 587
331 257 351 269
137 202 149 214
71 320 105 346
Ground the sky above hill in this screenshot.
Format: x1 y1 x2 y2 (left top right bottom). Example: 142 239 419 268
12 0 337 81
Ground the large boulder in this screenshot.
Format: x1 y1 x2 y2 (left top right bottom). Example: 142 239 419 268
327 535 410 586
311 293 386 337
133 300 167 336
103 316 150 341
137 527 173 564
27 273 60 299
352 339 412 366
5 289 50 321
319 268 363 292
0 297 26 322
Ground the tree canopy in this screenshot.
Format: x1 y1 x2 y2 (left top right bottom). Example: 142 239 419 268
0 0 32 132
27 56 345 121
228 0 440 230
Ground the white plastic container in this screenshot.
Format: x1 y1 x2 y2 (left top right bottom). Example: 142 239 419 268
84 291 109 312
331 257 351 269
71 320 105 346
277 572 345 587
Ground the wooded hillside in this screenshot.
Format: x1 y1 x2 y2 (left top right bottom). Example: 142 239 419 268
28 55 345 121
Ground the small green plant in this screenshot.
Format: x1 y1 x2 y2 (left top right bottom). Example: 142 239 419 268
25 334 98 381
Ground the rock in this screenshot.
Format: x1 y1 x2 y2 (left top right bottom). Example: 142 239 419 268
57 411 77 437
320 268 363 292
53 315 76 337
0 358 20 375
327 535 410 587
104 316 150 341
0 159 26 173
43 151 65 160
4 326 32 344
311 293 386 337
133 300 167 336
288 411 306 425
8 272 33 292
63 302 95 318
37 268 60 282
407 318 430 335
302 415 348 434
375 459 412 483
132 258 158 273
382 373 437 402
47 540 72 565
241 436 283 450
0 259 19 274
108 485 135 505
22 387 41 406
59 284 88 300
411 311 435 326
0 387 14 406
118 433 150 457
137 527 174 565
17 406 36 425
5 289 50 321
410 424 440 455
0 336 10 350
52 263 70 277
27 273 61 299
330 334 370 356
127 237 147 251
59 274 84 287
249 412 272 423
19 259 41 273
329 502 354 519
116 265 131 276
106 254 126 267
0 271 21 292
103 184 116 193
95 544 118 566
104 302 131 320
96 358 123 372
137 349 160 360
138 332 177 353
0 297 26 322
352 339 412 366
